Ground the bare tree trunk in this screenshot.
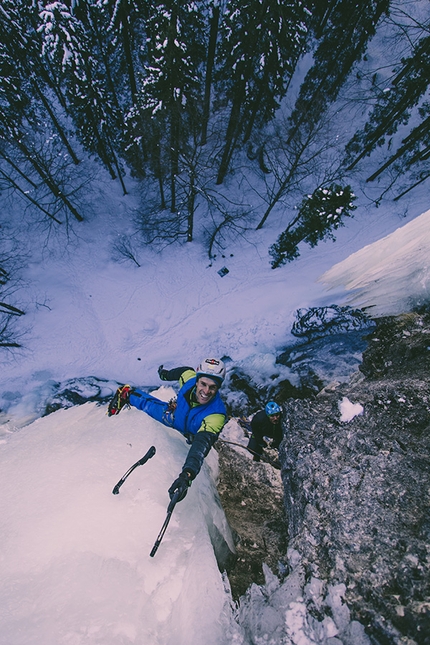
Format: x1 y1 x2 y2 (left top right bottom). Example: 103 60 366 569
152 142 166 209
15 140 84 222
187 170 196 242
0 301 25 316
366 116 430 182
256 140 308 229
0 168 62 223
201 5 219 146
106 135 127 194
394 172 430 201
216 92 244 184
0 150 38 188
32 82 80 165
242 71 268 144
119 1 138 102
170 114 179 212
347 92 419 170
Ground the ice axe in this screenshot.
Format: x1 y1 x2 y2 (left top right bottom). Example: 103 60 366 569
112 445 156 494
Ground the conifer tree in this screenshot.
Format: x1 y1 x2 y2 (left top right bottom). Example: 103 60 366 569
269 184 356 268
215 0 310 184
125 0 206 212
201 2 220 146
96 0 149 106
255 0 390 231
346 34 430 177
0 0 84 221
38 0 127 192
286 0 390 147
0 0 79 163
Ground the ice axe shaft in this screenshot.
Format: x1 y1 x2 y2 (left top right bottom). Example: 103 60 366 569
112 445 156 494
219 439 280 469
150 491 180 557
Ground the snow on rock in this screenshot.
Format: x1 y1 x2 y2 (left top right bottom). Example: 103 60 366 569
338 396 364 422
237 554 372 645
279 315 430 644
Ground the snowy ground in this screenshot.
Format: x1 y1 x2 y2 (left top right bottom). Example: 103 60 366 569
2 172 427 417
0 165 428 643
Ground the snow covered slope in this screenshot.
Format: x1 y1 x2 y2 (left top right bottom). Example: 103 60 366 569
319 208 430 317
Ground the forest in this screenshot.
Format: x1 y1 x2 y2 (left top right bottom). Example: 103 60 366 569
0 0 429 345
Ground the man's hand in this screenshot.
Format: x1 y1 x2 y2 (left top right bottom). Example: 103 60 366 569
158 365 168 381
168 470 192 502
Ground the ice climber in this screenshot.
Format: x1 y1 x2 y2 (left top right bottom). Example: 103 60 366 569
247 401 283 462
107 358 227 502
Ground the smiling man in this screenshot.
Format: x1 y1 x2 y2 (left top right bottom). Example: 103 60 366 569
107 358 227 502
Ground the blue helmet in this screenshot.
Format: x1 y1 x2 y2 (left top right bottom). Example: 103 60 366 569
265 401 281 416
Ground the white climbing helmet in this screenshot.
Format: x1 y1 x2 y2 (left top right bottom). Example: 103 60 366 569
196 358 226 386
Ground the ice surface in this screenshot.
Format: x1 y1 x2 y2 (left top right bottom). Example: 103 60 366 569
0 400 242 645
320 209 430 317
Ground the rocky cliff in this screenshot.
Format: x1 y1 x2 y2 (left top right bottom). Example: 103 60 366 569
279 312 430 644
218 311 429 644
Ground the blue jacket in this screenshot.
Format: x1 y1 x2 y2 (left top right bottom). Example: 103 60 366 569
130 367 227 478
173 376 227 436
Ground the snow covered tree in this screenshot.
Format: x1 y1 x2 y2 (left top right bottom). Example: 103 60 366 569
95 0 148 106
0 3 31 135
254 0 389 231
38 0 127 193
215 0 310 184
269 184 356 268
125 0 206 212
346 32 430 199
0 1 86 222
1 0 67 109
1 0 80 161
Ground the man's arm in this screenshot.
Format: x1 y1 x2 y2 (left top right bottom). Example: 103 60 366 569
168 428 221 502
158 365 194 384
182 412 225 477
182 431 218 479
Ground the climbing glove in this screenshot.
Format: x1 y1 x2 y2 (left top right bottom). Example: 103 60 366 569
168 470 193 502
158 365 168 381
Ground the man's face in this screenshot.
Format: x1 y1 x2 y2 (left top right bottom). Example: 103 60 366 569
268 413 281 425
195 376 219 405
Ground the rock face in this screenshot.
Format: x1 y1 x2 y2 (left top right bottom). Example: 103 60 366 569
280 312 430 645
216 440 288 600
